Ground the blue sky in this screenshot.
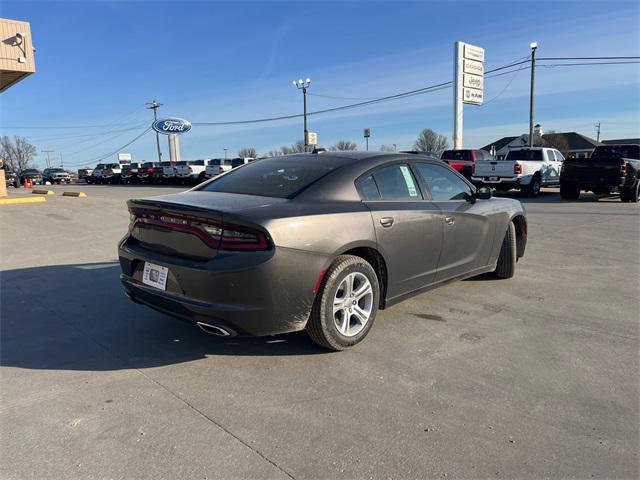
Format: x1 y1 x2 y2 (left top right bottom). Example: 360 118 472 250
2 1 639 169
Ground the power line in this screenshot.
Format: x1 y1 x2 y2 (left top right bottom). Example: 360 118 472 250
539 61 640 67
537 56 640 61
63 127 152 168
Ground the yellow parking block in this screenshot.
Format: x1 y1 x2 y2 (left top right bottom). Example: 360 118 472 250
0 196 47 205
62 191 87 197
32 189 55 195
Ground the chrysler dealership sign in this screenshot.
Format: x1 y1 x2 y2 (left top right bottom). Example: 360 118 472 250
453 41 485 149
152 118 192 135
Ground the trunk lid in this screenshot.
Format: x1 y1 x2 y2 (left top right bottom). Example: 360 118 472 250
127 192 281 260
475 159 515 177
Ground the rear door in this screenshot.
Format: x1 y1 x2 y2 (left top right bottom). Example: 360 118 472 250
413 162 494 282
358 163 443 299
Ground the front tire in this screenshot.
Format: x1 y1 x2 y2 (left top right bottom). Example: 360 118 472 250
494 222 516 279
307 255 380 351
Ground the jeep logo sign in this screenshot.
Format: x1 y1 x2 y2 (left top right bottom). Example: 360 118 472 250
152 118 192 135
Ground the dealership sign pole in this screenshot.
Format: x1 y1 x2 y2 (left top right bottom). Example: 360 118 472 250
152 118 191 166
453 41 484 149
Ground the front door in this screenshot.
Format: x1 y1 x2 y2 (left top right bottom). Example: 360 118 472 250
413 162 493 282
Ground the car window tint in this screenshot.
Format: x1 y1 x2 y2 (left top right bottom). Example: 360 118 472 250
357 174 380 200
415 163 471 201
200 157 344 198
370 164 420 201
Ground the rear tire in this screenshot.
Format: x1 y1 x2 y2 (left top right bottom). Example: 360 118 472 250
494 222 516 279
523 176 541 197
560 182 580 200
621 181 639 203
306 255 379 351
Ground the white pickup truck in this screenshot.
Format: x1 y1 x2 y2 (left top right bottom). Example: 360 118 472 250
175 159 209 184
472 147 564 197
204 158 234 179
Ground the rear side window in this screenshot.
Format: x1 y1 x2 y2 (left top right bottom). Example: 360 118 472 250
199 157 343 198
359 164 421 201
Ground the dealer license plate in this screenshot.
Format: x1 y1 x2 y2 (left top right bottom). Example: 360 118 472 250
142 262 168 290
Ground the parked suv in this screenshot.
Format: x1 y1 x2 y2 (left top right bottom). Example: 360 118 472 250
441 149 492 180
472 147 564 197
19 168 44 185
43 168 71 184
121 163 141 184
101 163 124 184
175 159 209 184
138 161 159 183
204 158 233 179
3 164 19 188
86 164 106 184
77 168 94 182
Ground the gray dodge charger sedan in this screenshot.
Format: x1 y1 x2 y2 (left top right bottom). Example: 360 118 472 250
119 151 527 350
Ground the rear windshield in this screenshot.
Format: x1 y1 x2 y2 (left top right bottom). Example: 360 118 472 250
592 145 639 160
192 160 206 166
160 161 172 166
176 161 191 166
23 169 40 174
505 149 543 161
141 162 156 167
198 157 344 198
441 150 472 161
231 158 246 168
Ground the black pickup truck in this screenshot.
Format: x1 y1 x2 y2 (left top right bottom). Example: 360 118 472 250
560 144 640 202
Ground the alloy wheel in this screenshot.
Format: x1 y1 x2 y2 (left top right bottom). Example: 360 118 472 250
332 272 373 337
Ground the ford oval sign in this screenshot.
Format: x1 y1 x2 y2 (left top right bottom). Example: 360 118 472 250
152 118 192 135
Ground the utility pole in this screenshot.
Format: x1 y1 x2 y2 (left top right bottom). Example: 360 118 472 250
595 122 601 142
145 100 163 163
60 153 64 168
224 148 228 160
528 42 538 147
41 150 54 168
293 78 312 151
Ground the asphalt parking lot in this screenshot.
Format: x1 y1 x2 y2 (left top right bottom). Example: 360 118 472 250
1 184 638 479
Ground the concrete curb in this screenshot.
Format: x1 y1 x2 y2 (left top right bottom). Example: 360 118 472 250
62 191 87 197
32 189 55 195
0 196 47 205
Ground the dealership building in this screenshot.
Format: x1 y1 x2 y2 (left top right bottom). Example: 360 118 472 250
0 17 36 92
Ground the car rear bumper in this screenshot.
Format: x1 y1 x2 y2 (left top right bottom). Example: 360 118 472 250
561 175 625 189
118 238 329 336
472 175 530 185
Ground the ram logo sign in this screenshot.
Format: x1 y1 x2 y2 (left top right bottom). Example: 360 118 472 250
152 118 192 135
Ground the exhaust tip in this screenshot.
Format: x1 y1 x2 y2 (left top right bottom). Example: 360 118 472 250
196 321 231 336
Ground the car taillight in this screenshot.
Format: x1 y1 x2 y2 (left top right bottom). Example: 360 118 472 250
128 209 270 251
471 163 475 175
146 168 154 173
620 164 627 176
514 163 522 175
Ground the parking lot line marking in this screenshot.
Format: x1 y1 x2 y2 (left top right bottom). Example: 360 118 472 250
0 196 47 205
31 189 55 195
62 191 87 197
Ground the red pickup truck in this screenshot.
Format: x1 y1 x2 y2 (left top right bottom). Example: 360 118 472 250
440 149 493 180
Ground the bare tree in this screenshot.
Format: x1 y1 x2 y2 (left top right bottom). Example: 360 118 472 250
280 140 306 155
265 150 284 157
542 132 571 158
0 135 37 171
413 129 449 156
237 147 257 158
329 140 357 151
379 145 396 152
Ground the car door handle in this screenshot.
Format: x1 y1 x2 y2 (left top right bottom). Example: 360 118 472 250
380 217 394 228
444 216 455 226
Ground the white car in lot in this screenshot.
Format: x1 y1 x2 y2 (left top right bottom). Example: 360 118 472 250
204 158 233 179
175 159 209 184
472 147 564 197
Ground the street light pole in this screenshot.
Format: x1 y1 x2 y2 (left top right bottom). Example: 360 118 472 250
393 143 397 152
146 100 163 163
224 148 228 160
293 78 312 151
528 42 537 147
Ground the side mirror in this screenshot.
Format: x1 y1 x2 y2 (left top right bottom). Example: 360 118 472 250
477 187 492 200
